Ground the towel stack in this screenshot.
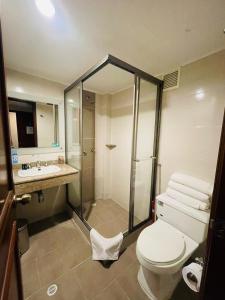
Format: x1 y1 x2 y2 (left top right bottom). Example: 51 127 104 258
166 173 213 211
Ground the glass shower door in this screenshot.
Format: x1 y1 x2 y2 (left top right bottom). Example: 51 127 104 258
130 77 158 228
65 82 83 217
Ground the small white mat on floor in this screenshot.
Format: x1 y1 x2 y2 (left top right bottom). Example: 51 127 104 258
90 228 123 261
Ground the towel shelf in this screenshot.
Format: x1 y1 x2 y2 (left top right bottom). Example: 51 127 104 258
105 144 117 149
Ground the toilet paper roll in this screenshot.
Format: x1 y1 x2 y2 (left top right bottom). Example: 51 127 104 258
182 262 203 292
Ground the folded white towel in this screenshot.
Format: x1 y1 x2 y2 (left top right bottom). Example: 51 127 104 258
168 180 210 203
90 229 123 261
171 173 213 196
166 188 209 211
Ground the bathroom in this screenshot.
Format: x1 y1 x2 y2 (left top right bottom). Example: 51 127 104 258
0 1 225 300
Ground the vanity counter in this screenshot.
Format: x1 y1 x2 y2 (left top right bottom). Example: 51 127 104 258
13 164 78 195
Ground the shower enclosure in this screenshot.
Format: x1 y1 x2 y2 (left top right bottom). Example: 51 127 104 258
65 55 163 238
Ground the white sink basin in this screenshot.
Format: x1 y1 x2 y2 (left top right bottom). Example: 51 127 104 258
18 165 61 178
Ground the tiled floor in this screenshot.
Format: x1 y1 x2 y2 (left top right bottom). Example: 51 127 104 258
21 217 148 300
84 199 129 237
21 215 197 300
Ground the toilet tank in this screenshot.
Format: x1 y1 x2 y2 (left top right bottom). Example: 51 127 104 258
156 194 210 244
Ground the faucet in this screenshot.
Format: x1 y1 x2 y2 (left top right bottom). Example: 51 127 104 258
36 161 41 170
36 161 48 168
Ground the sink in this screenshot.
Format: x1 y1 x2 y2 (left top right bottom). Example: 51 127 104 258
18 165 61 178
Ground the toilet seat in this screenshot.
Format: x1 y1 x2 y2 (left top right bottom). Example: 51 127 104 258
137 219 186 265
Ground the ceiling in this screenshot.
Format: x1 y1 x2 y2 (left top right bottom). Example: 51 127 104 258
1 0 225 87
83 64 134 94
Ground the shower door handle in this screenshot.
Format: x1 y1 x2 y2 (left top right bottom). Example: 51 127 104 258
134 156 157 162
83 151 87 156
150 156 157 160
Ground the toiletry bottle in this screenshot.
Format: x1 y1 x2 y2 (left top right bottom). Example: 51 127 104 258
11 149 18 165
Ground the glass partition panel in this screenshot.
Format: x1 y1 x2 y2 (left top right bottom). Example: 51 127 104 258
65 83 82 216
132 78 158 226
82 64 134 234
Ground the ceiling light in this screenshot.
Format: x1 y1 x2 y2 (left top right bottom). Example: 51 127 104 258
35 0 55 18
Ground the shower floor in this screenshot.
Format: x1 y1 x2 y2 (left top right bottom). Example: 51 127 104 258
84 199 129 237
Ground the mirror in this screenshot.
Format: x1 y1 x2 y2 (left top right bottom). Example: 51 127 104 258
8 98 59 148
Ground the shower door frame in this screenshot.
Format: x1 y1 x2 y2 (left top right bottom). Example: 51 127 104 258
128 75 163 232
64 54 163 233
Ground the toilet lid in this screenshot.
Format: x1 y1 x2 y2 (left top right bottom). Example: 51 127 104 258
137 220 185 264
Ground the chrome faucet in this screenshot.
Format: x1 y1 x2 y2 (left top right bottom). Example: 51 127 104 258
36 161 42 170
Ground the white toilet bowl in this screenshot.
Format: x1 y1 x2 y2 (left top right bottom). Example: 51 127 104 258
135 173 211 300
136 219 198 300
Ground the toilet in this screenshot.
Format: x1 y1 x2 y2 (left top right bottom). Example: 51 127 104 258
136 193 210 300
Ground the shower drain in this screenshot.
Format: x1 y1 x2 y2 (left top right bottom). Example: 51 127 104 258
47 284 58 296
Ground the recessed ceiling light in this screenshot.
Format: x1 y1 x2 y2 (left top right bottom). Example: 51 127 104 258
35 0 55 18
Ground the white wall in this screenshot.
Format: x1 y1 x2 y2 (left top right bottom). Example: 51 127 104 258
158 49 225 193
110 88 133 211
95 93 112 200
6 68 65 163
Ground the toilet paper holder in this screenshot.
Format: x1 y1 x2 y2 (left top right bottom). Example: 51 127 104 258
186 257 204 284
195 257 204 267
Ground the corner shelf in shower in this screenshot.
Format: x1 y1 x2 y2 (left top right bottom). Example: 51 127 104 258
105 144 117 149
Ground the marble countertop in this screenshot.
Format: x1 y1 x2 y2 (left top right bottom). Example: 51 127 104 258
13 163 78 185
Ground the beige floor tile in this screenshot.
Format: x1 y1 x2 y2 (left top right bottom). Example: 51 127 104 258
55 225 88 250
58 235 91 270
50 219 81 246
96 199 113 207
110 242 137 276
94 280 129 300
92 206 117 224
85 199 129 236
94 220 128 238
73 258 115 299
116 262 149 300
111 205 129 222
84 211 103 228
21 258 40 299
21 228 58 262
37 249 67 286
26 269 86 300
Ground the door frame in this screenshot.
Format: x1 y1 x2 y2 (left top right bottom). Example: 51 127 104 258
0 20 23 300
200 109 225 299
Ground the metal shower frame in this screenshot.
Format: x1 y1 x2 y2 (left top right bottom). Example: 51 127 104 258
64 54 163 235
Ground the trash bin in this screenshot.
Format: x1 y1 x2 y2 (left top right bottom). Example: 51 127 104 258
17 219 29 255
